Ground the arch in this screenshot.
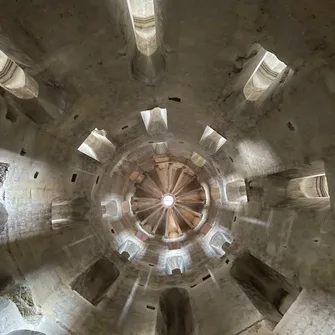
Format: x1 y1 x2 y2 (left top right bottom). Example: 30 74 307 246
243 50 287 101
156 288 194 335
300 174 329 198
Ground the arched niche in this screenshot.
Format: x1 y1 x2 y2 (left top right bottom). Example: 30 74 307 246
209 231 232 256
166 256 184 275
118 240 140 260
156 288 194 335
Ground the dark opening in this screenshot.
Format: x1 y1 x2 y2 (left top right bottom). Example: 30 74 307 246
122 125 128 130
71 258 120 305
287 122 295 131
6 110 18 123
225 259 230 264
202 274 211 281
190 284 197 288
121 251 130 260
168 97 181 103
71 174 77 182
74 114 79 120
20 149 26 156
33 171 39 179
146 305 156 310
148 141 154 143
178 140 184 144
172 268 182 275
229 156 234 162
111 228 115 234
217 168 220 174
149 263 155 267
234 216 237 222
139 283 144 287
96 175 100 184
156 288 194 335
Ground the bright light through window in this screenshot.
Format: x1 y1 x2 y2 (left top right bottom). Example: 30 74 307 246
162 194 174 208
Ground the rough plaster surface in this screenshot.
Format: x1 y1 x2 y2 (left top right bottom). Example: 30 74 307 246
0 0 335 334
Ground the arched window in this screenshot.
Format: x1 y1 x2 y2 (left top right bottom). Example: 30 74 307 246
199 126 226 155
141 107 168 135
78 128 116 163
244 50 287 101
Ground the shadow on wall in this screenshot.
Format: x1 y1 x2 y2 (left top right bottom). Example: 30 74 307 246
156 288 194 335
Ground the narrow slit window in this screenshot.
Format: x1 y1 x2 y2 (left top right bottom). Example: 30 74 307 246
71 174 77 182
141 107 168 136
199 126 226 154
244 50 287 101
78 128 116 163
146 305 156 310
202 274 211 281
33 171 39 179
